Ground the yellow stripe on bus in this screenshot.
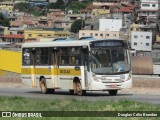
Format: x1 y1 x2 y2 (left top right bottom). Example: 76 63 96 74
22 68 81 76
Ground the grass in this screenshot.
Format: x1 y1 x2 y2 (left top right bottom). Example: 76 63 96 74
0 96 159 120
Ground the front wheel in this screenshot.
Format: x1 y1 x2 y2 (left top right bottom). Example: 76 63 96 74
108 90 118 96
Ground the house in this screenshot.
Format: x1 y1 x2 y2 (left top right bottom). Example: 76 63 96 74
131 31 152 51
1 34 24 43
24 29 69 42
79 30 124 40
138 0 160 20
10 13 34 27
0 1 14 14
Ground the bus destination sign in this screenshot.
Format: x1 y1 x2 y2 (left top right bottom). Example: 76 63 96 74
90 40 127 48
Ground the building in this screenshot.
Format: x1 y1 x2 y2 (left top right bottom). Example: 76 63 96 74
99 19 122 31
131 31 152 51
1 34 24 43
138 0 160 20
24 29 69 42
79 30 123 39
0 1 14 14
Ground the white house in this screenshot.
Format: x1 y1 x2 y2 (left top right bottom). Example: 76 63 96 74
131 31 152 51
138 0 160 19
99 19 122 31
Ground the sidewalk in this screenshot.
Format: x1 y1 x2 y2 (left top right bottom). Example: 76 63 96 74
120 87 160 95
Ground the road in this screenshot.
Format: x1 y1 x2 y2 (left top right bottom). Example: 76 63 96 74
0 87 160 104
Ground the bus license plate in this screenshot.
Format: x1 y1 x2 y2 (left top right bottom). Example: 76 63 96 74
111 84 117 88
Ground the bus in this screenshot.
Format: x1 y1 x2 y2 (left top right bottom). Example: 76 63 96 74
22 39 132 96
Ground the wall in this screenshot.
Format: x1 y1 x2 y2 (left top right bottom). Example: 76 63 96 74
0 50 21 74
79 30 120 39
99 19 122 31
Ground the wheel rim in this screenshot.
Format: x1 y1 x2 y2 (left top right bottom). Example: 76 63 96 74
77 83 82 95
40 82 46 94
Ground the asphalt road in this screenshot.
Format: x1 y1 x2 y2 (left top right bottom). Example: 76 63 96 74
0 88 160 104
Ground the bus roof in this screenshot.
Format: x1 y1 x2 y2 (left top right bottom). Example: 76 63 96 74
22 39 127 48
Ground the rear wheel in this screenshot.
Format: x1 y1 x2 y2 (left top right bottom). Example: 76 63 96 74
40 78 47 94
76 82 86 96
108 90 118 96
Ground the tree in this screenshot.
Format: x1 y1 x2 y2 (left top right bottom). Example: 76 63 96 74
70 19 85 33
13 3 46 16
67 1 88 13
47 0 64 10
0 13 9 26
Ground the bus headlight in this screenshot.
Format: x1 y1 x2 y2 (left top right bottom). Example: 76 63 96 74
92 74 100 82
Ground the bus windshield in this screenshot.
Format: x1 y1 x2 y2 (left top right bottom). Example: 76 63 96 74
90 48 130 74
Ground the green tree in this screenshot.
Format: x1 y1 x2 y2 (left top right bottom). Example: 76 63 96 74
47 0 64 10
13 3 46 16
0 13 9 26
70 19 85 33
67 1 88 13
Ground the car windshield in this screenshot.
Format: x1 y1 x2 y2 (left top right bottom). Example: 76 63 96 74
90 48 130 74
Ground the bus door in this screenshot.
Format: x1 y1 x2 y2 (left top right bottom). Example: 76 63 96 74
30 48 37 87
51 49 59 88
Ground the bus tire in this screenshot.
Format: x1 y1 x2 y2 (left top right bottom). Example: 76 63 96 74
108 90 118 96
39 77 48 94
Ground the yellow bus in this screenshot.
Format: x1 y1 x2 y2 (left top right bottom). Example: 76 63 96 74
22 39 132 96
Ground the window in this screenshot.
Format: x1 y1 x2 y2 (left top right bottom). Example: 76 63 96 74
60 48 69 65
90 33 93 36
82 33 85 36
152 12 155 14
39 48 49 65
22 48 31 65
113 34 116 37
10 32 12 35
134 42 137 45
146 36 150 39
100 34 103 37
152 4 156 7
134 35 138 38
95 33 98 36
106 34 109 36
146 43 149 46
69 47 81 65
47 34 51 36
28 34 32 37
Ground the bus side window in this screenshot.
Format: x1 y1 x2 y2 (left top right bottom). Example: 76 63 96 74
38 48 49 65
69 47 81 65
60 47 69 65
22 48 31 65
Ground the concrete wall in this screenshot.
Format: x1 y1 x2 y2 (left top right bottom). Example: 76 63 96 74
0 50 21 73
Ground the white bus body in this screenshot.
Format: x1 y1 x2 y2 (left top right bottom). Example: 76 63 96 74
22 39 132 95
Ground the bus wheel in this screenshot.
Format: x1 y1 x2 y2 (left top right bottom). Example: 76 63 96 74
108 90 118 96
76 82 86 96
39 78 48 94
